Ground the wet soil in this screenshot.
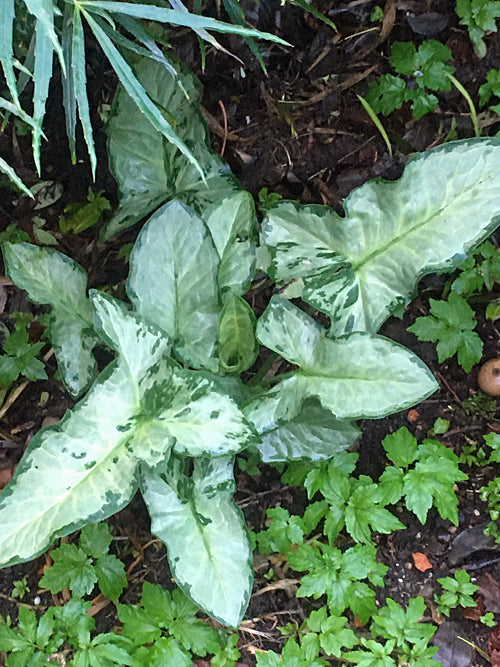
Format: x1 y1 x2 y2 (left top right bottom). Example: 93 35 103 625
1 1 500 665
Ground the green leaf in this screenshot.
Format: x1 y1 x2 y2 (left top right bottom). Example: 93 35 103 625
381 427 418 468
140 456 253 626
0 0 19 106
39 543 97 598
256 398 360 463
103 56 240 239
79 521 113 558
95 554 127 601
2 242 97 397
71 8 97 177
137 359 258 457
218 294 258 374
408 292 483 372
345 480 405 543
262 139 500 334
246 296 437 430
127 200 220 371
90 290 170 378
365 74 407 115
204 191 257 298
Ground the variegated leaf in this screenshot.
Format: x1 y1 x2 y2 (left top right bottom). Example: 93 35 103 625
256 399 361 463
127 200 220 371
204 191 256 298
0 362 140 566
90 290 170 377
263 138 500 334
141 456 253 627
2 242 97 397
138 360 259 457
103 57 239 240
247 296 438 426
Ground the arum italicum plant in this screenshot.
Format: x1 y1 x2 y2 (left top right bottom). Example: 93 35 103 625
0 0 287 195
3 58 500 627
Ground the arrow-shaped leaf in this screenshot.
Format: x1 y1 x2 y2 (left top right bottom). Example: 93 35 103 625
141 456 253 627
263 138 500 334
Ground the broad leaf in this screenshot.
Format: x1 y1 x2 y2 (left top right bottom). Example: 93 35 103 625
262 138 500 334
90 290 170 377
218 294 259 374
245 296 438 432
141 456 253 626
2 242 97 397
204 191 257 298
127 200 220 371
0 362 140 566
256 399 360 463
137 359 258 457
103 57 240 239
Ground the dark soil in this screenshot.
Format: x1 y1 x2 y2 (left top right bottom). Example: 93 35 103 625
1 1 500 665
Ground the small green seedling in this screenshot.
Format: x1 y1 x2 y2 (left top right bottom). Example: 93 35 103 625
451 240 500 296
11 577 30 600
456 0 500 57
434 569 479 616
408 292 483 372
40 522 127 602
0 312 48 391
59 189 112 234
365 40 454 120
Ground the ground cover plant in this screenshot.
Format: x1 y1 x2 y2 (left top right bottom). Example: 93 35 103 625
1 1 500 665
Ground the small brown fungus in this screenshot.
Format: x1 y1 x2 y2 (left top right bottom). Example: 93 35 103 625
477 359 500 396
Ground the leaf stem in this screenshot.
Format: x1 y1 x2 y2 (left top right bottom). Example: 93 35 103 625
446 73 480 137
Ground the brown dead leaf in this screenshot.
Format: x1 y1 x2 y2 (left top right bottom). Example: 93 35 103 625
0 465 14 490
407 409 420 423
412 551 433 572
487 626 500 667
479 573 500 613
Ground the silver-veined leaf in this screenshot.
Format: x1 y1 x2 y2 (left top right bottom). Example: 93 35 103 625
2 242 97 397
204 191 257 298
137 359 258 457
141 456 253 626
127 200 220 371
218 294 258 374
255 399 361 463
263 138 500 334
103 56 240 239
246 296 438 427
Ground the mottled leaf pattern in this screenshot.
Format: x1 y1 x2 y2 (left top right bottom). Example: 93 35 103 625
2 242 97 397
127 200 220 371
263 138 500 334
141 456 253 627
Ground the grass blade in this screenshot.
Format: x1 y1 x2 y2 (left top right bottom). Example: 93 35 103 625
24 0 65 74
78 1 289 44
0 156 33 197
0 0 20 106
357 94 393 157
82 10 204 177
62 5 77 164
32 10 54 174
72 7 97 177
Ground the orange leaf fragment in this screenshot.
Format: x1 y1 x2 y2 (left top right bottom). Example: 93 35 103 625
407 409 419 423
412 551 433 571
